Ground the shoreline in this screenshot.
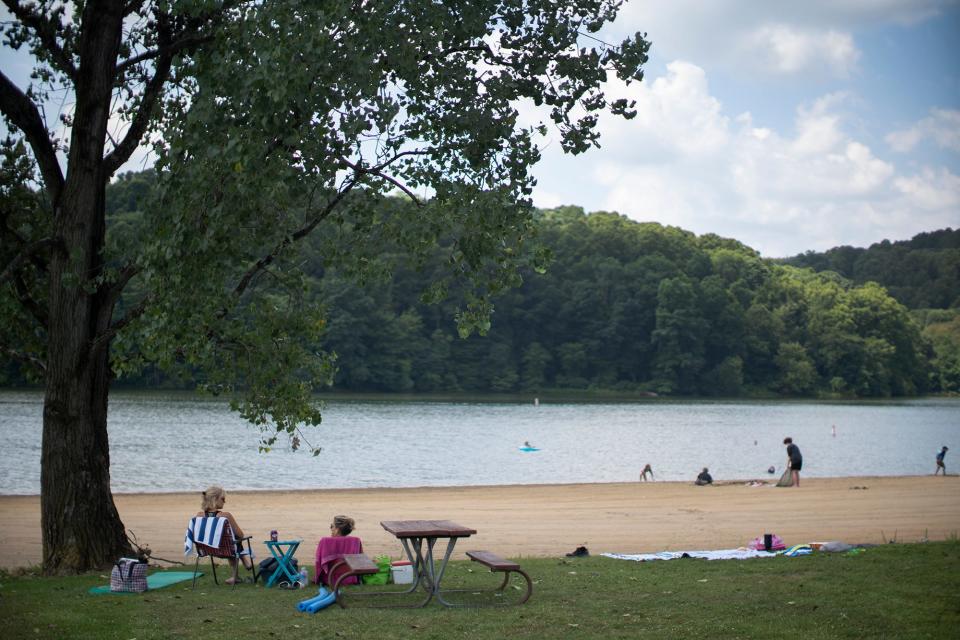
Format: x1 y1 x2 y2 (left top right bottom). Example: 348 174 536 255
1 475 958 569
0 472 952 498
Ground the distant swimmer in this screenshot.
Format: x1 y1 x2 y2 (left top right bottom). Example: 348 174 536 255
832 425 837 438
767 466 776 475
640 463 654 481
524 441 532 448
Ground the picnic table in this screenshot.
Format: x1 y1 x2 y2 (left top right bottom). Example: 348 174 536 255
380 519 476 607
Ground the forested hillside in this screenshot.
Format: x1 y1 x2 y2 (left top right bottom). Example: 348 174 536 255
4 171 958 396
782 229 960 310
312 206 934 396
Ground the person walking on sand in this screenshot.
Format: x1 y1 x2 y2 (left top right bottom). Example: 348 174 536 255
640 463 654 481
935 446 948 475
783 437 802 487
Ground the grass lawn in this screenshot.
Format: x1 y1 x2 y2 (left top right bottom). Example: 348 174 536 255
3 541 958 639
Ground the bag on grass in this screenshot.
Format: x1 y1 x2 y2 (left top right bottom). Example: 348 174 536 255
259 556 299 576
361 555 391 585
747 534 786 551
110 557 148 593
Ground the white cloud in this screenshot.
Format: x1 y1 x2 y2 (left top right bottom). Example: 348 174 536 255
531 61 956 257
597 61 729 159
742 25 860 76
610 0 952 76
886 109 960 153
894 167 960 209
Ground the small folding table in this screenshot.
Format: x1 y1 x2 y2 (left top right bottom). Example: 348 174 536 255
263 539 302 587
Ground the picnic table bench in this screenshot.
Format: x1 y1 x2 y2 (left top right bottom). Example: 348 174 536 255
329 554 381 606
465 550 533 605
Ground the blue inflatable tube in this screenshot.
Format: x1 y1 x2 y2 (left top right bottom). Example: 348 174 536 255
518 446 539 452
297 587 330 612
303 590 337 613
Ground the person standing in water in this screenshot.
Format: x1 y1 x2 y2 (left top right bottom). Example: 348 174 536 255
935 446 948 475
640 463 654 481
783 437 802 487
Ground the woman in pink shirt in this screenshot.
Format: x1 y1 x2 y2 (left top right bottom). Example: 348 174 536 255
315 515 363 586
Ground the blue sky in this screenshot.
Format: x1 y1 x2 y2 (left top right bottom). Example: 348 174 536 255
2 2 958 257
525 0 960 256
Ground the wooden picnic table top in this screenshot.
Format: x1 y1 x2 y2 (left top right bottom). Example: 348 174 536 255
380 520 477 539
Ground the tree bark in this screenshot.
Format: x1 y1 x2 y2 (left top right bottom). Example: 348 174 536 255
40 0 131 574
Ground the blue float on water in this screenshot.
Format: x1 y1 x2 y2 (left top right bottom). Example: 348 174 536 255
519 446 540 452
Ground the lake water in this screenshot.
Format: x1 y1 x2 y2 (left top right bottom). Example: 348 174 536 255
0 390 957 494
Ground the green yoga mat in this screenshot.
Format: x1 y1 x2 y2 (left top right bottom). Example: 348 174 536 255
89 571 200 594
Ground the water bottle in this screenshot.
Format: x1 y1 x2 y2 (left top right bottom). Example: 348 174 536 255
299 568 308 588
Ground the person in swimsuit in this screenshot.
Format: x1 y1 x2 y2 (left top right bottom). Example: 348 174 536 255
783 437 802 487
197 485 254 584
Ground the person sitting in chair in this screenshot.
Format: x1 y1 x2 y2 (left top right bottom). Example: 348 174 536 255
695 467 713 486
197 485 254 585
315 515 363 587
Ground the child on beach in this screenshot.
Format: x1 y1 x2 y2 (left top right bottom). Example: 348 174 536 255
197 485 254 584
784 437 803 487
935 446 948 475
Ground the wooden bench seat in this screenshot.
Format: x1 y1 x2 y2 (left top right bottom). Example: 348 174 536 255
466 550 520 571
465 550 532 605
339 554 380 575
329 553 382 607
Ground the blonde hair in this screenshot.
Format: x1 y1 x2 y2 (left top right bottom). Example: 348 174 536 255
332 515 355 536
201 485 226 512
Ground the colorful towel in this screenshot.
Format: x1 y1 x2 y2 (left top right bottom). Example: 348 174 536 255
783 544 813 557
89 571 200 594
184 516 227 556
315 536 363 586
603 548 778 562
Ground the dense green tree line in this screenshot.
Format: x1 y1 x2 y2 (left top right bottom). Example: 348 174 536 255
5 174 957 396
782 229 960 310
312 206 935 397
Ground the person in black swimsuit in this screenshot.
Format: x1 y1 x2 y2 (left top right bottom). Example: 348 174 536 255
783 437 802 487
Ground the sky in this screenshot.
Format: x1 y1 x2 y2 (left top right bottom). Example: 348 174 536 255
524 0 960 256
2 2 958 257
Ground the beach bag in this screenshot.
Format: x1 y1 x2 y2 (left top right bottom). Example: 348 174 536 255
362 555 391 585
110 557 148 592
748 534 786 551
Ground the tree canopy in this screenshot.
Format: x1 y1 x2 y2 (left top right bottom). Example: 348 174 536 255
0 0 650 572
782 229 960 310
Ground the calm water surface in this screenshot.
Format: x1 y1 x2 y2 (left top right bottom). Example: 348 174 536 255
1 390 957 494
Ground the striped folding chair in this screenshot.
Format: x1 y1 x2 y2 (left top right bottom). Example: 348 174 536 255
185 516 258 588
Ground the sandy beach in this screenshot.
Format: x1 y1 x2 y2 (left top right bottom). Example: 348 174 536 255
1 476 958 569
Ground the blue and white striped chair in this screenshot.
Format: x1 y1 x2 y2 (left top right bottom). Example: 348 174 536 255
184 516 258 588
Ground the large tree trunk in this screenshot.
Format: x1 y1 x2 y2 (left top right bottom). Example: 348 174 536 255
40 1 131 574
41 317 130 573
